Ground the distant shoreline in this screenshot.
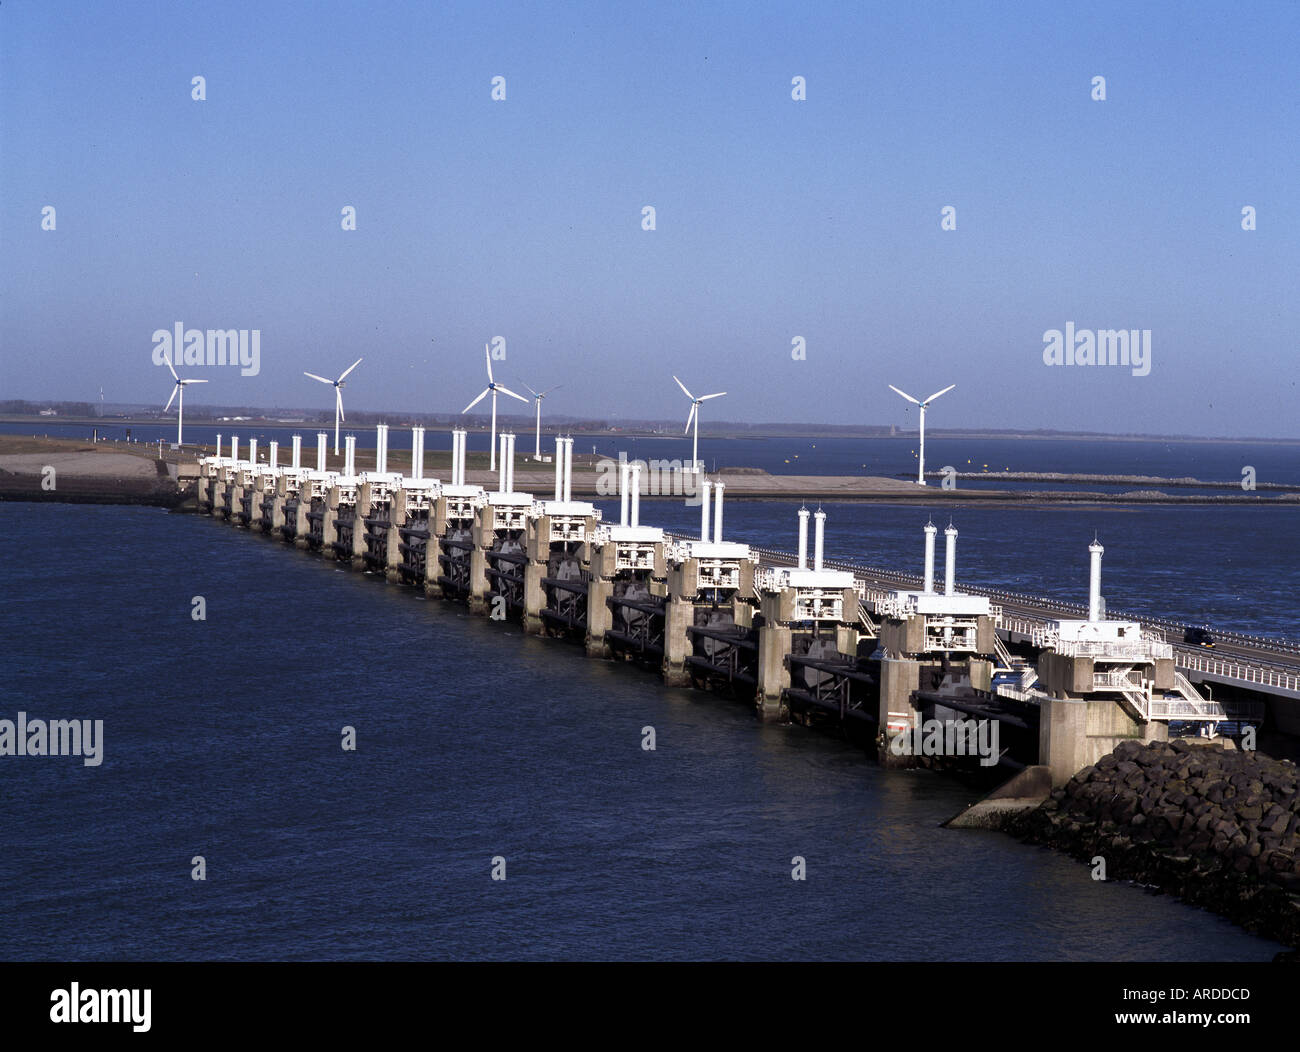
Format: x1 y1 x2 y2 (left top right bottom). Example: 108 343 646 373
4 414 1300 446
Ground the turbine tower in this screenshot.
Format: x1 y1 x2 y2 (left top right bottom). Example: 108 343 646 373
304 358 363 455
462 343 528 471
162 353 207 447
673 375 726 473
888 382 955 485
522 381 563 460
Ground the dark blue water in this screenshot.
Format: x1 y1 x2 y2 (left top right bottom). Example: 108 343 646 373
9 422 1300 491
0 503 1289 960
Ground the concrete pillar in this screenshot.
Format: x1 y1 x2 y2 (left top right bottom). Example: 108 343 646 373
1039 696 1089 787
322 488 340 552
385 487 407 583
756 623 792 720
662 595 694 687
271 491 287 534
351 483 371 569
317 433 327 473
250 484 264 527
878 657 922 767
524 561 546 636
293 495 311 549
585 578 613 658
269 440 279 469
292 435 302 469
424 530 443 598
468 547 490 615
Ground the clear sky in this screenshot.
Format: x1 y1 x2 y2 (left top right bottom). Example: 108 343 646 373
2 1 1296 436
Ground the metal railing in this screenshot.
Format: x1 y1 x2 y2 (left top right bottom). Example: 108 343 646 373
1178 652 1300 692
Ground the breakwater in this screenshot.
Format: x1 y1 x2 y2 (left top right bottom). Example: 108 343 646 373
1015 739 1300 947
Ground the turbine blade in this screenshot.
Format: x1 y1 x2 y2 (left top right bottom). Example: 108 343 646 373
163 353 178 381
304 372 332 384
336 388 345 422
684 404 697 434
337 357 363 382
541 384 563 397
923 383 956 404
495 385 529 404
182 378 208 384
673 375 694 400
484 343 493 383
698 391 726 401
462 388 490 413
164 386 178 412
888 384 921 405
521 381 539 398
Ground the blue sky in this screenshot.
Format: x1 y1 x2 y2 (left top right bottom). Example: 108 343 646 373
2 1 1296 436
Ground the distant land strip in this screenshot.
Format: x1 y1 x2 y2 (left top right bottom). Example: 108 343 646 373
920 471 1300 492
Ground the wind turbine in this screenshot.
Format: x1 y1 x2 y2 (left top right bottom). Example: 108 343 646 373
162 353 207 447
521 381 563 460
304 358 363 454
673 375 725 472
462 344 528 470
888 383 955 485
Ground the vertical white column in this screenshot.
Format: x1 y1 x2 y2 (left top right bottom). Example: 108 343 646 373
248 438 258 463
375 424 388 474
345 434 356 476
923 521 937 594
1089 539 1104 622
269 440 279 469
291 435 301 469
797 507 809 569
554 436 564 500
563 437 573 502
814 508 826 573
944 524 958 596
713 481 724 543
619 457 630 525
630 463 641 528
316 433 327 473
699 480 712 542
231 436 240 462
411 427 424 480
217 433 223 458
